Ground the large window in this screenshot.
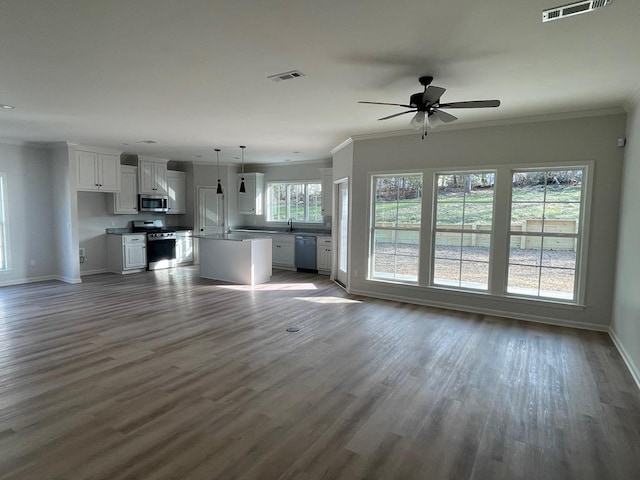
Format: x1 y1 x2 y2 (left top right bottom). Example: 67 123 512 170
0 173 7 271
266 182 322 223
370 174 422 282
367 165 589 304
433 172 495 290
507 169 584 300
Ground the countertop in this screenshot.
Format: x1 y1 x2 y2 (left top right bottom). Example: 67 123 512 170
231 228 331 236
194 233 272 242
106 226 194 235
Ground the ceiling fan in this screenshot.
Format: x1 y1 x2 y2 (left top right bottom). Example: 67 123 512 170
359 76 500 139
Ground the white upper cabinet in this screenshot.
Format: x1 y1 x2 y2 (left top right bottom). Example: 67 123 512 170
237 172 264 215
76 149 121 192
111 165 138 214
320 168 333 217
138 157 168 195
166 170 186 215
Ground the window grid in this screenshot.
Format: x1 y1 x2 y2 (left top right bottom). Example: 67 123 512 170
370 174 422 283
432 172 495 291
266 182 322 223
507 169 584 301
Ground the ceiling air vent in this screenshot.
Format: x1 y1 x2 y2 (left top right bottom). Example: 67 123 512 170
543 0 612 22
268 70 305 82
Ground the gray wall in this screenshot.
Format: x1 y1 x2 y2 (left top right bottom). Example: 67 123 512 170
341 114 625 329
612 100 640 384
0 142 58 285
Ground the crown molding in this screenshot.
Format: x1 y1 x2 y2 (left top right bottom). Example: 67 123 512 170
330 137 353 155
624 83 640 112
347 107 627 144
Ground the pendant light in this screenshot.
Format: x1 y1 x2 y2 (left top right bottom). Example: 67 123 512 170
215 148 223 195
239 145 247 194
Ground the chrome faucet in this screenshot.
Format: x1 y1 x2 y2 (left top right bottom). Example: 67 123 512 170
287 218 294 231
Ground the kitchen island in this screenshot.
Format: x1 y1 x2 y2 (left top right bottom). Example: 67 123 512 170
196 234 272 285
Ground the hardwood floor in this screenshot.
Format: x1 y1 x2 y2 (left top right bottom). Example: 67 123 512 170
0 267 639 480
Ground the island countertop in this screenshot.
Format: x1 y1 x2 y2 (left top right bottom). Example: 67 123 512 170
197 235 272 285
194 233 270 242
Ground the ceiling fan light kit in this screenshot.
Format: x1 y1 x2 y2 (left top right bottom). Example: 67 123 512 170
359 75 501 139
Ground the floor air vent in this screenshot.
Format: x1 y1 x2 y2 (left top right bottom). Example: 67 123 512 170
543 0 612 22
268 70 305 82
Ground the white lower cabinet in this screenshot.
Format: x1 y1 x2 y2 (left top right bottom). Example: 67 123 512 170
271 235 295 268
317 236 332 274
176 230 194 264
107 234 146 273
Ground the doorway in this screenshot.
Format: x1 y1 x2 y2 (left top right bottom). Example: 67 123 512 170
197 187 223 236
336 179 348 287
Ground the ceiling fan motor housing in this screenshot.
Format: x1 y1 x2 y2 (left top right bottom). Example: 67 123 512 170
410 92 427 109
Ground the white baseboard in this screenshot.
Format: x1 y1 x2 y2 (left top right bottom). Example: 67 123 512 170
347 288 609 332
54 275 82 284
80 268 109 277
609 328 640 391
0 274 60 287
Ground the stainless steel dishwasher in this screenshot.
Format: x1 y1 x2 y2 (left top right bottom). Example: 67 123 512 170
295 235 317 271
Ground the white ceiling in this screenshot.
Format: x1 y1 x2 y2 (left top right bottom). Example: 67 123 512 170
0 0 638 164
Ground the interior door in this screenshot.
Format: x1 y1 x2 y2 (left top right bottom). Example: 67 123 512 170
336 180 348 286
197 187 222 235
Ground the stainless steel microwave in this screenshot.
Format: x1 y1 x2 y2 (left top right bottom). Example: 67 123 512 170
138 194 168 212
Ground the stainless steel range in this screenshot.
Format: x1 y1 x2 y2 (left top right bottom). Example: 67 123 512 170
132 220 177 271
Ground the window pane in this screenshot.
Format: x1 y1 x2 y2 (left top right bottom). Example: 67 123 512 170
461 261 489 290
511 172 546 202
509 237 541 266
436 203 463 226
541 237 576 269
509 168 584 301
463 203 493 228
372 229 419 282
507 264 540 295
543 205 580 232
288 184 306 221
308 183 322 222
510 202 544 225
544 170 582 202
540 267 575 300
434 258 460 286
267 184 287 221
434 232 461 259
461 236 490 262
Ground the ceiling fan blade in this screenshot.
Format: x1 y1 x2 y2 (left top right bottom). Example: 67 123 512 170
438 100 501 109
378 110 417 121
432 109 458 123
423 86 446 105
359 101 414 108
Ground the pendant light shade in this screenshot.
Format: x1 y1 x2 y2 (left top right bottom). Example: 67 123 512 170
239 145 246 194
215 148 223 195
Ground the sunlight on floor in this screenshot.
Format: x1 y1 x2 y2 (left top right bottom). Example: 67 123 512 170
294 296 362 304
217 283 319 291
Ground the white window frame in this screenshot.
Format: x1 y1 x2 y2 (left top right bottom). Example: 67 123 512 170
505 166 590 303
431 170 497 292
368 173 423 284
265 181 323 224
366 162 592 306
